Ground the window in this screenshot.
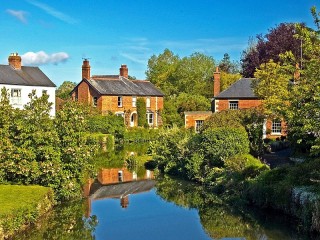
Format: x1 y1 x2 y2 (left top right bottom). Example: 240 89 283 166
93 97 98 107
146 112 153 126
118 96 123 107
11 88 22 105
132 96 137 107
195 120 204 133
116 112 124 118
272 120 282 134
146 97 151 108
229 101 238 110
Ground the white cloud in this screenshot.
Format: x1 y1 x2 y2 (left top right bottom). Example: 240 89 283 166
6 9 28 23
27 0 77 24
21 51 69 66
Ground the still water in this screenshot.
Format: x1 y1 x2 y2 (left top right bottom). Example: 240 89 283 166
14 144 313 240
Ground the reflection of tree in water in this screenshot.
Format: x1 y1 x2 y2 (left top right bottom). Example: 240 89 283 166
155 176 302 240
14 200 98 240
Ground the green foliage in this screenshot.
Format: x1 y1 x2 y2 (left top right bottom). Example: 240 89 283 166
220 71 242 91
146 49 215 127
0 94 99 201
253 60 292 117
13 200 97 240
149 127 192 175
56 81 76 100
0 185 54 238
218 53 240 74
124 128 160 142
136 98 147 127
87 113 125 139
203 109 265 156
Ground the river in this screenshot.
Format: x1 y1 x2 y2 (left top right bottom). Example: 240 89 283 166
13 143 314 239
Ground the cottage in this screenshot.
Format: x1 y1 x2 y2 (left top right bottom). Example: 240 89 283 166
0 53 56 116
184 67 286 138
212 67 286 139
71 60 164 127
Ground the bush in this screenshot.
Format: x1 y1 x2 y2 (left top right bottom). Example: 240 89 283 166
197 127 250 168
87 113 125 139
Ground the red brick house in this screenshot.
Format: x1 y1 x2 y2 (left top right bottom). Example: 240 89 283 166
184 67 286 138
212 67 286 139
71 60 164 127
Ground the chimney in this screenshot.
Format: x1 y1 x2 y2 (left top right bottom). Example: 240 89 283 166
8 53 21 70
119 64 128 78
213 66 221 97
82 59 91 79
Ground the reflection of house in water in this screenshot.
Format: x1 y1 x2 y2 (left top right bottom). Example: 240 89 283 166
84 168 155 217
98 167 154 185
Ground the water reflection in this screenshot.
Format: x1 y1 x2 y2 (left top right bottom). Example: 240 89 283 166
13 143 315 240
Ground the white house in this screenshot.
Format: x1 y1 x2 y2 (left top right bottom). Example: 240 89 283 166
0 53 56 116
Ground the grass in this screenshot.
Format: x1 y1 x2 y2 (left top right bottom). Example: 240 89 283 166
0 184 55 238
0 185 52 216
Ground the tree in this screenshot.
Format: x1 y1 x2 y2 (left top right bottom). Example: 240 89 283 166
218 53 240 74
253 59 292 116
241 23 302 77
146 49 180 96
56 81 76 100
173 52 215 98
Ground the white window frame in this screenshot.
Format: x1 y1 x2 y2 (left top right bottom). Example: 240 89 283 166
118 96 123 107
195 120 204 133
229 100 239 110
146 112 153 126
11 88 22 105
146 97 151 108
272 120 282 134
132 96 137 107
115 112 124 118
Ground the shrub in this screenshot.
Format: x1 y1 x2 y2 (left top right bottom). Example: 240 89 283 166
136 98 147 127
87 113 125 139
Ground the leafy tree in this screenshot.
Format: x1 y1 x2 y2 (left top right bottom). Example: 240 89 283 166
253 59 292 116
218 53 240 74
56 81 76 100
220 71 242 92
173 52 215 98
136 98 147 127
146 49 180 96
241 23 302 77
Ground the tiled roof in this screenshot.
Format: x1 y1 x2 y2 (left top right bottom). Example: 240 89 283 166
0 65 56 87
216 78 258 99
87 76 164 96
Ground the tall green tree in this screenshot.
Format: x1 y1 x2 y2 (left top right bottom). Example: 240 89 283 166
173 52 215 98
218 53 240 74
56 81 76 100
136 98 147 127
146 49 180 96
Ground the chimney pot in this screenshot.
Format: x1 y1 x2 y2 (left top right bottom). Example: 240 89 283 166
8 53 22 69
82 59 91 79
119 64 128 78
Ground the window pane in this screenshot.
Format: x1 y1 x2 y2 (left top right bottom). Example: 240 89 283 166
229 101 238 110
272 121 281 134
195 120 204 133
118 96 122 107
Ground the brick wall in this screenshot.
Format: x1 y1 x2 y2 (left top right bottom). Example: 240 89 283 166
184 112 212 130
216 99 262 111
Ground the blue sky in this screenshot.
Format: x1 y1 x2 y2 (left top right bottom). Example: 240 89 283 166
1 0 318 87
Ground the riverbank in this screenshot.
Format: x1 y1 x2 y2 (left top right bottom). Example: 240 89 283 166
0 185 55 239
